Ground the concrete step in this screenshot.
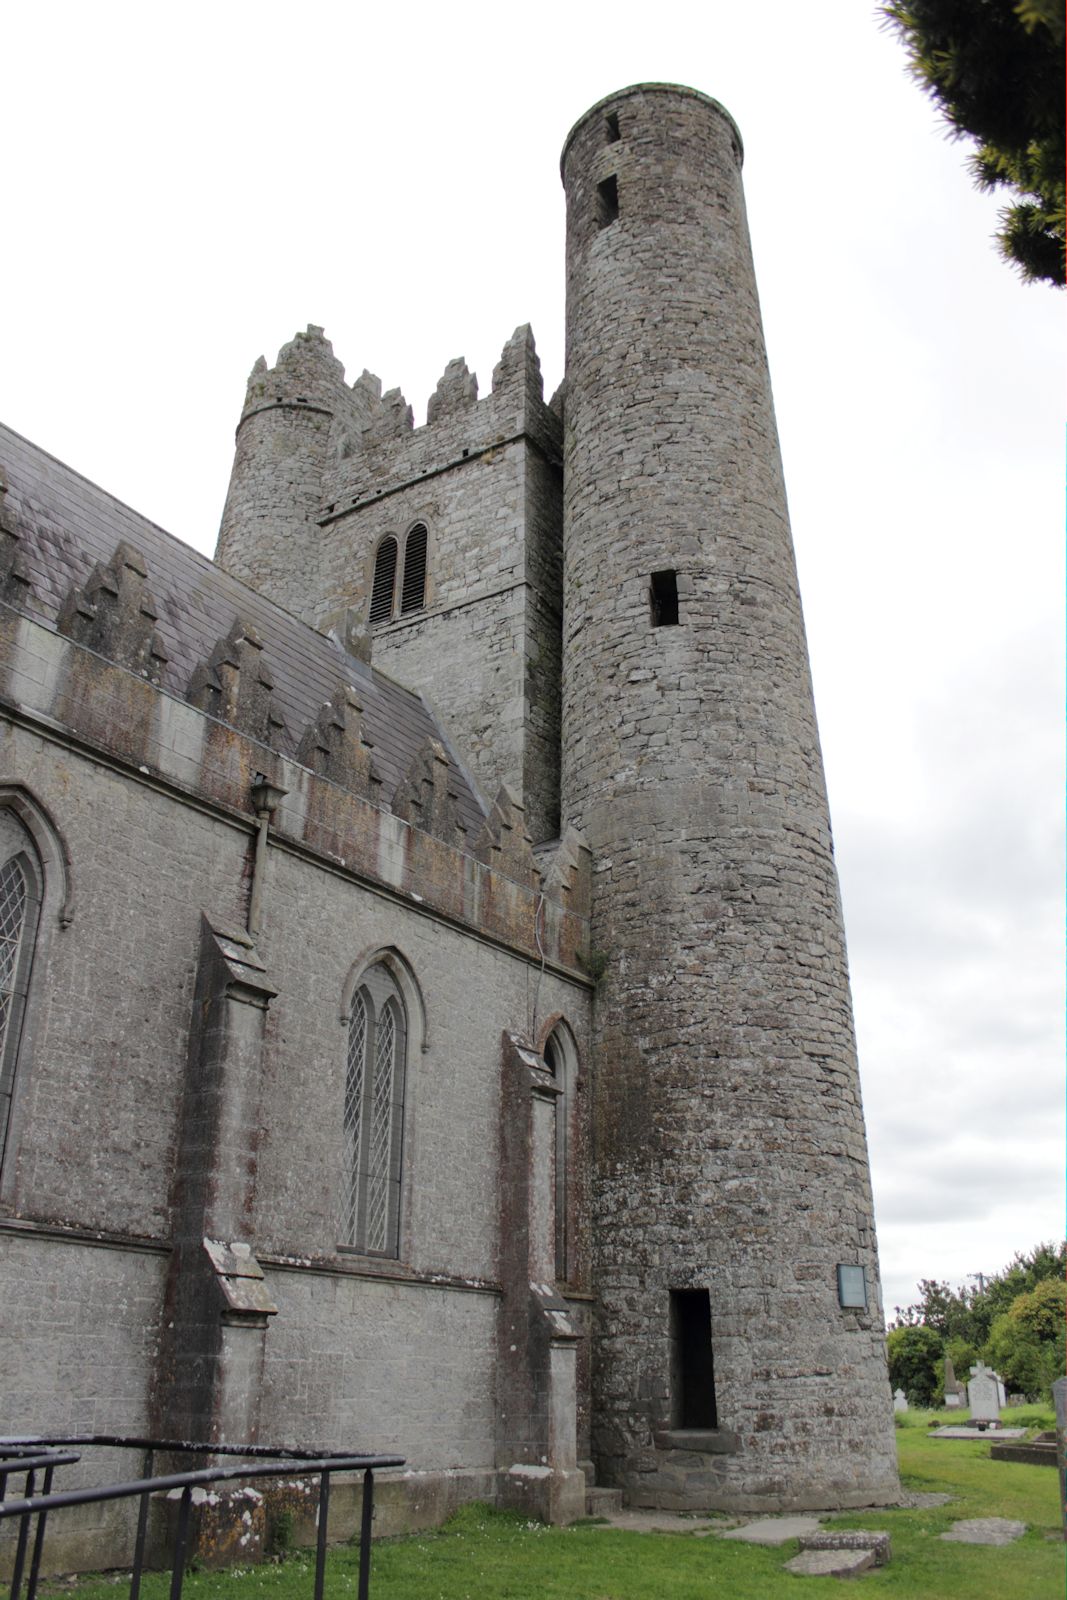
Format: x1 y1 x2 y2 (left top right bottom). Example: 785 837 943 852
586 1485 625 1516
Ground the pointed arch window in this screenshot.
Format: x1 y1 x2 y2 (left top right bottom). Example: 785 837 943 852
0 813 43 1180
342 964 407 1256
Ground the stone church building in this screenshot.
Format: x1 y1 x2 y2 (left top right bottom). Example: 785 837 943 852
0 84 899 1568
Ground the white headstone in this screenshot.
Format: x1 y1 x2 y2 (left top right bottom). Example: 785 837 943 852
893 1388 908 1412
944 1391 961 1408
967 1362 1001 1425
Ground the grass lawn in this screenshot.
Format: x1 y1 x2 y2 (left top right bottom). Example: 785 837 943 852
38 1407 1064 1599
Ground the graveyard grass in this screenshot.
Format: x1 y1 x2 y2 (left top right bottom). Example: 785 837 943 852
39 1407 1062 1599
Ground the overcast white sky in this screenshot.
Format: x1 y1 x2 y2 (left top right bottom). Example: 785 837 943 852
2 2 1062 1323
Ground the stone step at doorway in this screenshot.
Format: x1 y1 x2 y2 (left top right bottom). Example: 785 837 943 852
586 1485 625 1517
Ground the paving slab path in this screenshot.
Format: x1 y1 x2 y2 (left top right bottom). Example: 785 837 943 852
720 1515 824 1546
939 1517 1027 1546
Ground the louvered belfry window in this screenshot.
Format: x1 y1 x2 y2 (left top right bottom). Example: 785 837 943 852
341 966 407 1256
368 536 399 625
400 523 427 615
0 813 42 1179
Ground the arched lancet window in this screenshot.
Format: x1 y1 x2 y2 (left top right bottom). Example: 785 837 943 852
0 811 43 1180
400 523 427 615
342 964 407 1256
544 1023 576 1284
368 536 399 625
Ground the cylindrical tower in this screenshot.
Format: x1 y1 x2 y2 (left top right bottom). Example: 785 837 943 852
561 85 898 1511
215 324 348 625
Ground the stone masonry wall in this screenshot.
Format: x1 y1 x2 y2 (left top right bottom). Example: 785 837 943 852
315 328 563 843
0 601 592 1557
560 85 898 1510
216 325 564 843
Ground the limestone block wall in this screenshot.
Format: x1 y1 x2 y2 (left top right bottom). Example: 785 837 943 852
560 84 898 1511
0 1236 166 1579
314 331 563 843
217 324 564 842
0 597 593 1561
0 722 246 1235
259 1274 498 1469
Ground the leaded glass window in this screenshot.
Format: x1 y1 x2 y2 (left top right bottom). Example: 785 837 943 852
341 966 407 1256
0 812 42 1179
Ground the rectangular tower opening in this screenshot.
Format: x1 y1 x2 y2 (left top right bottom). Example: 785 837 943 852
596 175 619 229
605 111 620 143
669 1289 718 1429
650 569 679 626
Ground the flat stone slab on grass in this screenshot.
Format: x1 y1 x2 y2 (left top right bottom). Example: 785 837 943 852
939 1518 1027 1546
929 1426 1026 1440
800 1531 891 1566
722 1515 823 1546
590 1510 720 1535
785 1548 875 1577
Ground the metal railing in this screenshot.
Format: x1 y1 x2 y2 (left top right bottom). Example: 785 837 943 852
0 1435 404 1600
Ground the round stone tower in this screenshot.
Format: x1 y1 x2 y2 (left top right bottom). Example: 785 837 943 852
215 324 348 625
560 85 898 1511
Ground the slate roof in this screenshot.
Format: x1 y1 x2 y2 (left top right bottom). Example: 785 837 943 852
0 422 487 838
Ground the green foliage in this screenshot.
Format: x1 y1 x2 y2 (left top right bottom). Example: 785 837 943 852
945 1333 978 1375
890 1240 1066 1401
888 1321 945 1405
269 1509 294 1555
984 1278 1067 1398
881 0 1065 284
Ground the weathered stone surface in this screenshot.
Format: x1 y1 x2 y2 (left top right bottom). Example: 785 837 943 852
296 683 381 801
0 469 32 605
722 1516 823 1546
989 1434 1058 1466
426 357 478 425
560 82 898 1511
0 77 898 1582
57 540 167 682
391 737 464 844
800 1530 891 1565
966 1362 1003 1424
472 784 541 888
939 1518 1026 1545
187 616 287 746
785 1547 875 1577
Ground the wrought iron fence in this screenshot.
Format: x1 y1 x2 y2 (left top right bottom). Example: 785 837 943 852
0 1435 404 1600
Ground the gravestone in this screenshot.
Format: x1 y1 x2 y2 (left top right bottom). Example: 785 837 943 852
1053 1374 1066 1538
943 1356 965 1408
893 1388 908 1412
967 1362 1002 1428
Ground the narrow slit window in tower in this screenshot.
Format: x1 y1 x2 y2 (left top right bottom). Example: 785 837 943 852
596 175 619 229
650 569 679 626
669 1289 718 1429
400 523 428 614
605 111 620 143
369 536 398 625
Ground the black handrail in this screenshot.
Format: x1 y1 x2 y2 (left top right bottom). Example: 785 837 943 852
0 1435 404 1600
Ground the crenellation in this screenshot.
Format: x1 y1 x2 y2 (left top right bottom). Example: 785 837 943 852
56 540 167 683
187 617 288 747
295 683 381 802
391 737 466 846
426 357 479 425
